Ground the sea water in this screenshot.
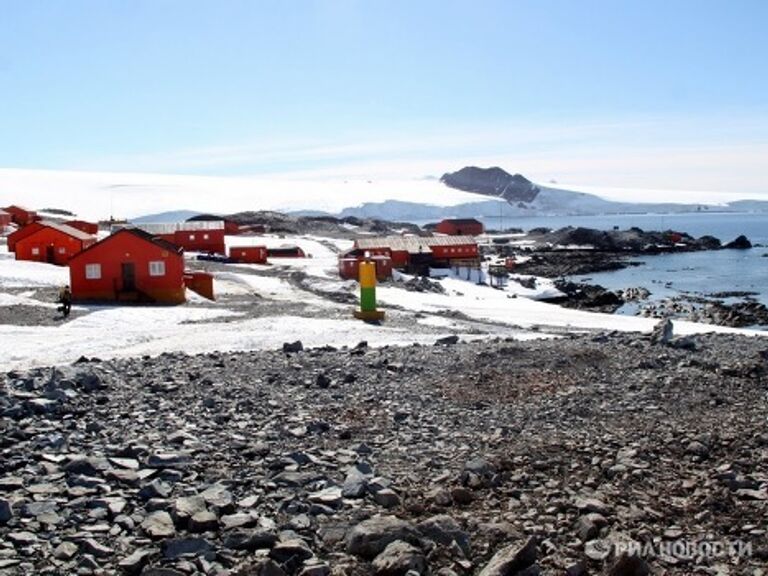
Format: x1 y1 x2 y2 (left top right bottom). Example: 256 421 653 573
486 212 768 309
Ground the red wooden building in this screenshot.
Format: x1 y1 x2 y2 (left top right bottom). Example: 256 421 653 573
0 209 11 229
338 254 393 281
69 228 186 304
165 229 226 254
7 221 51 252
183 271 215 300
435 218 485 236
65 220 100 235
2 205 39 226
7 222 45 251
229 246 268 264
353 235 479 274
15 222 96 265
132 222 227 254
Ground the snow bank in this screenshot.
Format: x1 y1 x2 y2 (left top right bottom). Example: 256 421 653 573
378 277 766 337
0 251 69 288
0 168 491 221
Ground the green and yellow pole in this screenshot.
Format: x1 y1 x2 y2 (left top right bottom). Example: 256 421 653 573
354 259 385 321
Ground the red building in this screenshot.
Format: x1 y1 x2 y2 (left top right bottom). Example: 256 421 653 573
229 246 268 264
7 222 45 251
0 209 11 229
69 228 186 304
338 254 393 281
133 222 227 254
3 205 39 226
435 218 485 236
184 271 215 300
65 220 100 235
15 222 96 265
166 229 226 254
353 235 479 274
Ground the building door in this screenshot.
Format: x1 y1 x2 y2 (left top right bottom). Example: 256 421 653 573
46 245 55 263
121 263 136 291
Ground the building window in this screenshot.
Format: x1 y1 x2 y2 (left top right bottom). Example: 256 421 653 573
85 263 101 279
203 233 209 240
189 234 196 240
58 247 66 254
31 247 40 255
149 261 166 276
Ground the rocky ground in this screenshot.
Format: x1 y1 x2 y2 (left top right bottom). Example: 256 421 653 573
223 212 422 239
1 328 767 576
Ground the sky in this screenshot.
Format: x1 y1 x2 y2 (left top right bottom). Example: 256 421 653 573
1 0 767 196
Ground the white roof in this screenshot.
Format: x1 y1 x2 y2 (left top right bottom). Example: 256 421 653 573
124 221 225 234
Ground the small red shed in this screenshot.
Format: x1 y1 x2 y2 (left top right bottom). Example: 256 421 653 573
3 205 39 226
229 246 268 264
0 209 11 228
65 220 100 235
69 228 186 304
184 271 215 300
435 218 485 236
15 222 96 265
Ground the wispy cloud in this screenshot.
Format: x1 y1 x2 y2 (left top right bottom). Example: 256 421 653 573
58 114 768 196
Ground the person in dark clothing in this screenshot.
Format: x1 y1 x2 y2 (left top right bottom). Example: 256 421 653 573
58 285 72 318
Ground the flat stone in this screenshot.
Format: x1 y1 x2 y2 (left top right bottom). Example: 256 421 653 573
53 541 79 560
173 495 207 520
371 540 426 576
7 531 39 546
374 488 401 509
573 496 611 515
81 537 113 558
189 510 219 532
308 486 343 509
417 515 471 556
146 452 190 468
139 479 172 500
478 537 537 576
109 457 140 470
221 512 256 530
161 537 213 560
269 538 314 564
142 511 176 539
346 516 420 559
117 548 157 576
223 529 279 551
200 483 234 511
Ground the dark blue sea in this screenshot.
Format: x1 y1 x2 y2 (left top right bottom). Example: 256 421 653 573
483 212 768 308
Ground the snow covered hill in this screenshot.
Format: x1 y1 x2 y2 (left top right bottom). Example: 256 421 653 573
1 166 767 224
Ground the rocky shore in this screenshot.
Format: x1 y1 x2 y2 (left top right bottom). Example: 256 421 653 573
508 227 751 279
2 330 767 575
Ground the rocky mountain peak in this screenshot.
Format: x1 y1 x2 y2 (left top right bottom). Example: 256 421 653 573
440 166 541 203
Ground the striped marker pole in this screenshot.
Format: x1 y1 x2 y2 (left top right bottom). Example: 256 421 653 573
354 259 385 321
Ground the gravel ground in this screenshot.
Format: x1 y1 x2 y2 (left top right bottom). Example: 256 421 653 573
1 330 766 575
